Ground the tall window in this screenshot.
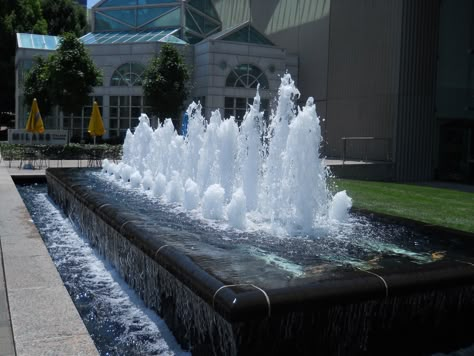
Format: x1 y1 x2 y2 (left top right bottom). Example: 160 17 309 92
225 64 269 89
63 96 103 140
224 97 269 124
224 64 270 124
109 95 151 138
110 63 145 87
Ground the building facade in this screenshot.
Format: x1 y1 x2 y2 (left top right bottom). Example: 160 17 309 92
16 0 296 142
15 0 474 182
209 0 473 183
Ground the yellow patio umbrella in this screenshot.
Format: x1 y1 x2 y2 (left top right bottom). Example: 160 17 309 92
23 98 44 168
88 101 105 145
25 98 45 135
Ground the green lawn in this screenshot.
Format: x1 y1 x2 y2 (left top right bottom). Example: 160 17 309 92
333 179 474 233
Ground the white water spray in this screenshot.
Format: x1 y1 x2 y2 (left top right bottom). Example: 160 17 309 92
103 73 351 234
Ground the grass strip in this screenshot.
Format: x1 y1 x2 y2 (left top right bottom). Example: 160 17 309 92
333 179 474 233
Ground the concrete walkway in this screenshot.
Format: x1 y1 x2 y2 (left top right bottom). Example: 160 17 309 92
0 159 97 356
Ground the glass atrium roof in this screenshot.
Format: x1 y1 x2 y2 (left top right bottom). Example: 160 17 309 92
93 0 221 43
17 29 186 50
207 22 274 46
80 29 187 45
17 33 60 50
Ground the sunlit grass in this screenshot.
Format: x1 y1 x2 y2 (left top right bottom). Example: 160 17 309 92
333 179 474 233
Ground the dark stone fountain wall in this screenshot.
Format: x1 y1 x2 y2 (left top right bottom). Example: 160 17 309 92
46 168 474 355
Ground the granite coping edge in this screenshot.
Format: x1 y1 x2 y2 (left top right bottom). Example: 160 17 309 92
0 166 98 356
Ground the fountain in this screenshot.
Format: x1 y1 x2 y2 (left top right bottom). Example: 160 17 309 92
104 74 352 235
45 74 474 355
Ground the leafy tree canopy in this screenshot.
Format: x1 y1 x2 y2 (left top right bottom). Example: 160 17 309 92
0 0 47 114
23 56 53 115
143 44 191 123
50 33 103 114
23 33 103 116
0 1 17 113
0 0 87 116
3 0 48 34
41 0 87 37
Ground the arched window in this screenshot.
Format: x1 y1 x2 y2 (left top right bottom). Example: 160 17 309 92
225 64 269 89
110 62 146 87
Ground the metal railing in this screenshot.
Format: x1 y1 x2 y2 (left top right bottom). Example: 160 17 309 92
0 143 122 169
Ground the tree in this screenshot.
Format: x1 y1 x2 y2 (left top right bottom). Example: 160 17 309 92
4 0 48 34
41 0 87 36
0 2 16 115
0 0 87 118
49 33 102 116
23 33 102 122
23 56 53 115
142 44 191 125
0 0 47 116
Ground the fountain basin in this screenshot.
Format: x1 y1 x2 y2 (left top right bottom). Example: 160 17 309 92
46 168 474 355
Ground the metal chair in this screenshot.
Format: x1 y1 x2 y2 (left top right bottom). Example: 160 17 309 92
87 149 103 168
19 147 37 169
